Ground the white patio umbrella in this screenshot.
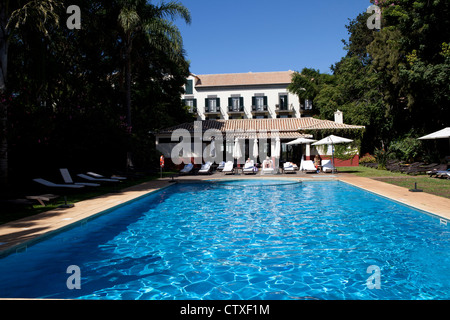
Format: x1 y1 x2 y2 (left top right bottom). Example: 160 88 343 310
272 137 281 158
418 127 450 149
418 127 450 140
312 135 353 173
286 137 317 145
210 138 216 158
252 138 259 159
233 138 242 166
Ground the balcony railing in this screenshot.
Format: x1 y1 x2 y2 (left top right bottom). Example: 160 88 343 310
275 104 294 112
205 106 220 113
251 105 268 112
228 105 244 113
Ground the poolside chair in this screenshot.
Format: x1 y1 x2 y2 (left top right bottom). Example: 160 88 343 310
262 159 274 174
216 161 226 172
87 171 127 180
435 169 450 179
321 160 337 173
427 165 448 177
33 178 85 189
301 160 318 174
60 168 101 187
283 162 296 174
26 194 60 206
198 161 213 174
179 163 194 175
222 161 234 174
243 160 256 174
77 173 119 183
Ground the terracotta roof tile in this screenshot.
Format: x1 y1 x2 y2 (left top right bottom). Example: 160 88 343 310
157 118 365 138
194 71 294 87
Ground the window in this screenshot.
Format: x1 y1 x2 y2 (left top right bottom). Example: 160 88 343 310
185 79 193 94
182 98 197 113
228 97 244 112
305 99 313 110
252 96 268 111
279 95 288 110
205 98 220 113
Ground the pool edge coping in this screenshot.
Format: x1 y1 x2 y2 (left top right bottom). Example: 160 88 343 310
337 175 450 222
0 180 175 258
1 174 449 258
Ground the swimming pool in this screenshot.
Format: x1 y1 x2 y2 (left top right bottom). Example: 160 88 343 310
0 180 448 299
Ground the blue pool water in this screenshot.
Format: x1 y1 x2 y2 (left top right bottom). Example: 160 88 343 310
0 180 449 300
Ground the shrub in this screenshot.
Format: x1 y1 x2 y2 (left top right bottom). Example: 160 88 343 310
359 153 376 164
374 148 388 169
388 136 423 163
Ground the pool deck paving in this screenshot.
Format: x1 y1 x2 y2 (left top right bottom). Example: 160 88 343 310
0 172 449 256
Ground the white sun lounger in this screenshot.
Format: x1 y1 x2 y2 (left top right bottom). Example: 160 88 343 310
87 172 127 180
216 161 226 171
33 178 85 189
60 169 100 187
77 173 119 182
321 160 337 173
243 160 256 174
222 161 234 174
301 160 318 173
283 162 296 174
198 161 212 174
180 163 194 174
262 159 274 174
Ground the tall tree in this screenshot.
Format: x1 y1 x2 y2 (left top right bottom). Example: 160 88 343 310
0 0 63 187
116 0 191 167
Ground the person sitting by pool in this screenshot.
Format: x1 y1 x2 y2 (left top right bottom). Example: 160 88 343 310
264 156 272 169
314 155 321 168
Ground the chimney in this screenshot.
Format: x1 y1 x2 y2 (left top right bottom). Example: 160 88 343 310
334 110 343 124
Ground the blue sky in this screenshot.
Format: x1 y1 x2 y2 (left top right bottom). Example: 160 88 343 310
175 0 372 75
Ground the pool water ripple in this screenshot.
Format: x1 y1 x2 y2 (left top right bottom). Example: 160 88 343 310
0 180 448 299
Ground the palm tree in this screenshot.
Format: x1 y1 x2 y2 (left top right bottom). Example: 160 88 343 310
0 0 63 187
116 0 191 168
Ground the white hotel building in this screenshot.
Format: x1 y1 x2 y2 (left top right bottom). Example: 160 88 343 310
181 71 308 120
155 71 364 167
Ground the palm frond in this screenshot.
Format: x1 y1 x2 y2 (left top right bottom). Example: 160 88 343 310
118 7 141 32
144 17 185 63
7 0 64 35
153 1 191 25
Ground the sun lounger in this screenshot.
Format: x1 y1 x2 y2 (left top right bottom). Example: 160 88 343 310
179 163 194 175
33 178 85 189
87 172 127 180
26 194 60 206
60 169 100 187
433 169 450 179
216 161 226 172
301 160 318 173
427 165 448 177
262 159 274 174
321 160 337 173
222 161 234 174
243 160 256 174
77 173 119 183
283 162 296 174
437 172 450 179
198 161 212 174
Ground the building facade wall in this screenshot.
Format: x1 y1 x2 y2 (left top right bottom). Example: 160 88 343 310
182 74 301 120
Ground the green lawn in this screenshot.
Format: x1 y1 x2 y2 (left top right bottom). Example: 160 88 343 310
339 166 450 199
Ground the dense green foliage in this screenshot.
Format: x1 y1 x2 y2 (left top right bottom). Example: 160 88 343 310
289 0 450 162
0 0 194 188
